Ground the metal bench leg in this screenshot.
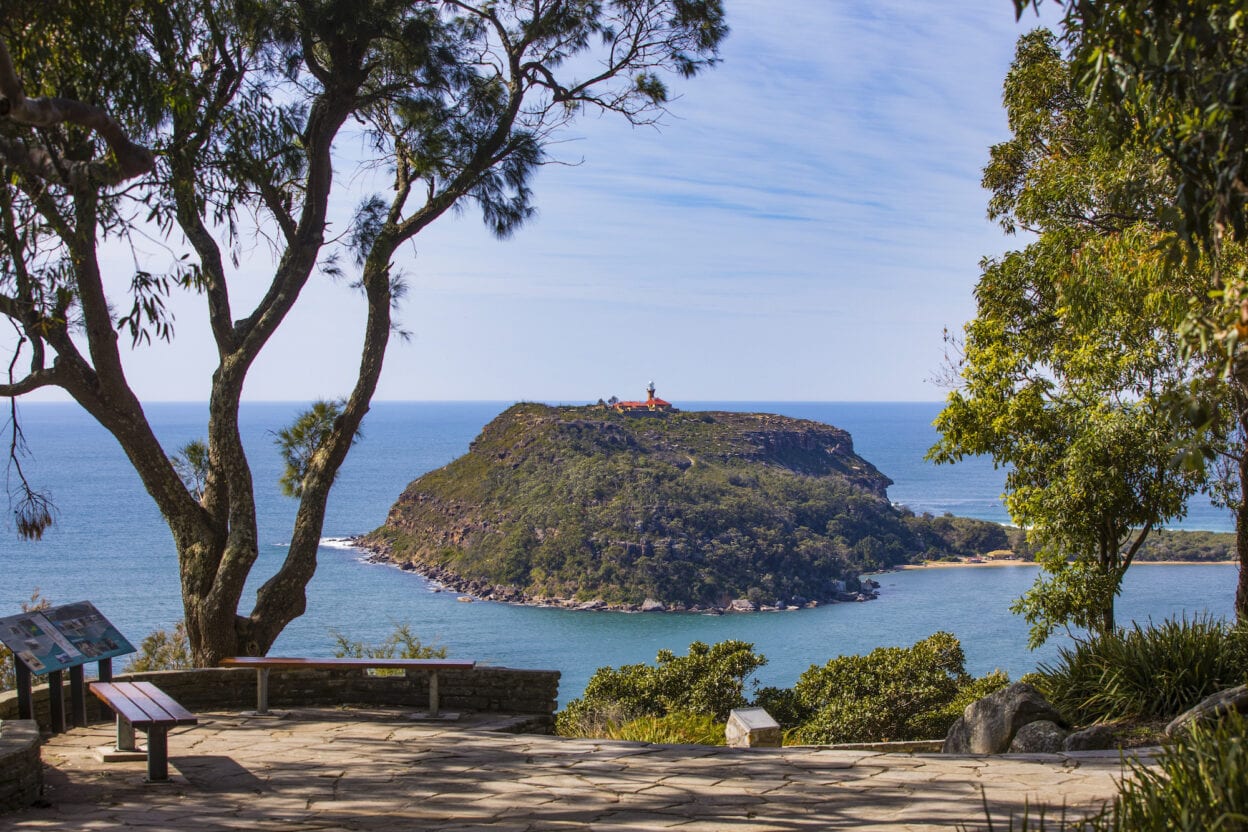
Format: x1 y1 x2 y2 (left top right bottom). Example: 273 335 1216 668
145 728 169 782
429 671 440 717
116 715 137 752
256 667 270 715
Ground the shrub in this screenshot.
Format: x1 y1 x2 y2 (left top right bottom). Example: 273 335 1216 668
557 640 766 737
331 624 447 677
789 632 1009 744
753 685 807 729
1035 616 1248 725
125 621 193 672
605 712 726 745
967 711 1248 832
1107 710 1248 831
331 624 448 660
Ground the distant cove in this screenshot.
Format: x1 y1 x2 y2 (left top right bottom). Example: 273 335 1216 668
3 401 1239 702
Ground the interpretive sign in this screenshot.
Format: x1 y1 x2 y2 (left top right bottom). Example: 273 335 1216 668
0 601 134 676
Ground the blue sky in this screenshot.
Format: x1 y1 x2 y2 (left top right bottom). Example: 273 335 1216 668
26 1 1058 404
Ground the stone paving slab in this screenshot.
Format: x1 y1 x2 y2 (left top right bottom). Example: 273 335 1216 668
2 709 1147 831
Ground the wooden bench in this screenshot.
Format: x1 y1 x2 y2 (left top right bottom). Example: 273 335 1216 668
219 657 476 717
89 681 198 782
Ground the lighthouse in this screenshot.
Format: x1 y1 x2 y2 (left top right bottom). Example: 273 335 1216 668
612 383 674 414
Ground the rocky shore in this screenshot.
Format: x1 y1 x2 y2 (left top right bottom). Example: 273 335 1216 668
351 536 881 612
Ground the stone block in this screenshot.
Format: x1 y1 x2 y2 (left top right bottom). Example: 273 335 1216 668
0 720 42 811
726 708 781 748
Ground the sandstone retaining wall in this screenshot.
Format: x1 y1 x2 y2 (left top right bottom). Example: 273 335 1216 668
0 720 41 811
0 666 560 726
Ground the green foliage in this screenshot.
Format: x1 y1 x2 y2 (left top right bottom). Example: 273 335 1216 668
556 640 766 736
0 0 729 662
331 624 447 660
971 710 1248 831
1033 616 1248 725
1029 1 1248 249
1108 710 1248 831
604 712 726 746
932 30 1219 646
1012 558 1126 649
1134 529 1235 562
275 401 358 498
125 621 193 672
787 633 1009 744
170 440 209 501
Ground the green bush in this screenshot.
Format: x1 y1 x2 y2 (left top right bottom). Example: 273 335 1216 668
125 621 193 672
557 640 766 737
331 624 448 660
1107 710 1248 831
605 712 726 745
789 632 1009 744
1035 616 1248 725
968 711 1248 832
331 624 447 677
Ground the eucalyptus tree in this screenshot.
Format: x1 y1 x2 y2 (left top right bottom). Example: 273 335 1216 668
931 30 1217 645
0 0 727 664
1015 0 1248 619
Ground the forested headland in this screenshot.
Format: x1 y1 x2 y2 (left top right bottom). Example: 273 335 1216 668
358 404 1051 610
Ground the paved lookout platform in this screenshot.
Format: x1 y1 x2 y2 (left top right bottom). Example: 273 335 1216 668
6 708 1141 830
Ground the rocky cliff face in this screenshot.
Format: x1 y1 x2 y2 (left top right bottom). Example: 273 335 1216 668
358 404 947 609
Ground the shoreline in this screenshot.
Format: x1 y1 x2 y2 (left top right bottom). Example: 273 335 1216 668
347 536 881 613
900 559 1237 570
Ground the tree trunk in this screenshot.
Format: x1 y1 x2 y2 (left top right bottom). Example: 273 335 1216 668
1233 364 1248 624
1237 405 1248 623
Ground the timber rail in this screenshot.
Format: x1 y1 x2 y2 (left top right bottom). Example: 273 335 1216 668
218 657 476 717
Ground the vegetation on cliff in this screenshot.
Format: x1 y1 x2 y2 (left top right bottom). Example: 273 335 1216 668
360 403 1011 607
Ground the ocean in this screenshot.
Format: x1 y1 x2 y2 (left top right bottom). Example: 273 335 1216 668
1 401 1239 703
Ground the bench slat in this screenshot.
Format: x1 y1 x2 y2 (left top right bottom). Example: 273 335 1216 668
130 682 197 724
112 682 180 727
90 682 197 728
219 657 476 671
91 682 153 726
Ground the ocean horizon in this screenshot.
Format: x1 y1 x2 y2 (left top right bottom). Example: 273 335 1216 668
3 400 1239 702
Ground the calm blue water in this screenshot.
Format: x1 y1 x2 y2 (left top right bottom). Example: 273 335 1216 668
1 401 1239 703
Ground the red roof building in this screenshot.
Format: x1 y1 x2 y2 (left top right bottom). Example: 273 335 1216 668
613 382 673 413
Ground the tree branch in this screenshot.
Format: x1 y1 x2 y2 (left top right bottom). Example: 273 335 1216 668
0 36 154 184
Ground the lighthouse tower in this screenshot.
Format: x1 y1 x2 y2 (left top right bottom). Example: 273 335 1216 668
646 381 656 403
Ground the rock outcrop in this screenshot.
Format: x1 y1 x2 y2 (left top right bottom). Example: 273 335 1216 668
943 683 1066 755
1165 684 1248 737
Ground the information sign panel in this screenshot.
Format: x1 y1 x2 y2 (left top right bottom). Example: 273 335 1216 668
0 601 135 675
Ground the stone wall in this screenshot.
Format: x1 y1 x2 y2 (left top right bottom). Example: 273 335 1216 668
0 720 41 811
0 666 560 726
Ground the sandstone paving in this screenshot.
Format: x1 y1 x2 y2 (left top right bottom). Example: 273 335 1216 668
2 708 1144 831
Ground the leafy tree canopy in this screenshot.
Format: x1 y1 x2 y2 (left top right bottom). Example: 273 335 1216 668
0 0 728 664
932 29 1225 642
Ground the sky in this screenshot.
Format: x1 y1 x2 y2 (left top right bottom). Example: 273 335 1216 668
20 1 1061 404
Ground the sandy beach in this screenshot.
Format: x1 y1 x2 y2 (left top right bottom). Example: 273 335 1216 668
901 559 1237 569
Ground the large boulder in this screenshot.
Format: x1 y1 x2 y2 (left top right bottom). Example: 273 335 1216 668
1165 684 1248 738
943 682 1065 754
